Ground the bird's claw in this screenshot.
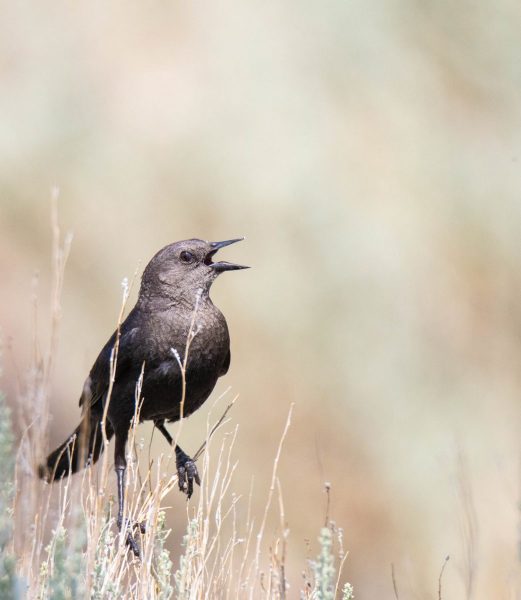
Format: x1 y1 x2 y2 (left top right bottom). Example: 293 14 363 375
126 531 141 558
176 455 200 499
137 520 146 534
117 518 146 557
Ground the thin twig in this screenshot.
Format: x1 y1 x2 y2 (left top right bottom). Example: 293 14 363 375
438 555 450 600
324 481 331 527
193 398 237 461
249 403 294 598
391 563 400 599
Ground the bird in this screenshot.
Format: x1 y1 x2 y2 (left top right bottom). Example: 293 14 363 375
38 237 248 555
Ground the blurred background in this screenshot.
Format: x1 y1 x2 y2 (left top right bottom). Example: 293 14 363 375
2 1 521 597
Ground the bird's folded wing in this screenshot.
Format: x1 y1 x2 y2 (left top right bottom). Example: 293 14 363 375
79 313 141 410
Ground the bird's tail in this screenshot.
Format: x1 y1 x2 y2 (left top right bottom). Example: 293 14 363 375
38 410 114 482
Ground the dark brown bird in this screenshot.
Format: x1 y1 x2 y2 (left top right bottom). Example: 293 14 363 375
39 238 247 554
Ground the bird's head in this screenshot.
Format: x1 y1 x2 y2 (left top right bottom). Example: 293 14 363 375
140 238 248 304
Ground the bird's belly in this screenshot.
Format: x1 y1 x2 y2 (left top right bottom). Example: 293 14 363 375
136 309 229 423
138 356 221 422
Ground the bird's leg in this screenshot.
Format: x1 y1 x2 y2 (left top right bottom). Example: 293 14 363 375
154 419 174 446
154 420 200 498
114 429 142 557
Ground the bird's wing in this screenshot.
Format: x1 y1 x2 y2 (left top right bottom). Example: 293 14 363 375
79 310 141 410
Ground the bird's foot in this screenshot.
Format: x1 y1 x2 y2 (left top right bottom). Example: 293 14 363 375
175 448 200 499
117 517 146 558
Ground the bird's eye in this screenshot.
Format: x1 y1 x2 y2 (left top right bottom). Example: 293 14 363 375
179 251 194 264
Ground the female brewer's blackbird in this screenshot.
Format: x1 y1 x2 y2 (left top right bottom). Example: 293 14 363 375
39 238 247 554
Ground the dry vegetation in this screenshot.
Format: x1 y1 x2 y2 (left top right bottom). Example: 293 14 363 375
0 210 354 599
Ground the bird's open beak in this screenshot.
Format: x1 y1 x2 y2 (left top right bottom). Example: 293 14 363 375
207 238 249 272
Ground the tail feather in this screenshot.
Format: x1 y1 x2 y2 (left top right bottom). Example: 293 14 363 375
38 412 114 481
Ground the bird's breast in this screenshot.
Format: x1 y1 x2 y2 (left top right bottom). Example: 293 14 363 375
147 304 229 379
138 305 230 421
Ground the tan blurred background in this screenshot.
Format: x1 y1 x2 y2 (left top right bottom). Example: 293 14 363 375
2 1 521 597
